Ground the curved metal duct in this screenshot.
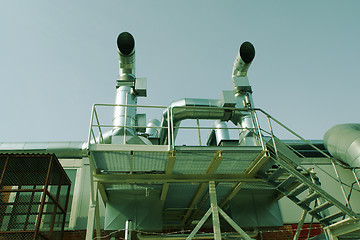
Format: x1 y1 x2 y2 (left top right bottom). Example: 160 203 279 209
113 32 137 139
232 41 256 78
232 41 259 146
324 124 360 168
117 32 135 79
159 98 233 144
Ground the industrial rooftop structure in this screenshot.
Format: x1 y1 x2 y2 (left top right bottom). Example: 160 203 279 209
1 32 360 240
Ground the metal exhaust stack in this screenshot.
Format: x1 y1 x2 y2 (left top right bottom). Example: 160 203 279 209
231 41 259 146
232 41 255 78
112 32 138 143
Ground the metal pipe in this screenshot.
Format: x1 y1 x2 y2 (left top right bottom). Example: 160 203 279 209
125 220 132 240
232 41 255 78
158 98 232 144
117 32 135 79
112 32 138 140
232 42 258 145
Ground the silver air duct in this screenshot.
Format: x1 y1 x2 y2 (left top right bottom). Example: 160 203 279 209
112 32 137 142
232 41 255 78
324 124 360 168
159 98 232 144
232 41 258 146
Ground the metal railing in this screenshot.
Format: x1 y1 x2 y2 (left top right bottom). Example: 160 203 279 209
87 104 360 208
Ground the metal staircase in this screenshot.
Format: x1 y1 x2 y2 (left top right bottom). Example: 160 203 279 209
258 137 359 227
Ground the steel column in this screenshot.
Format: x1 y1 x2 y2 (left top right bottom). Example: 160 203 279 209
160 151 176 209
209 181 221 240
181 151 223 225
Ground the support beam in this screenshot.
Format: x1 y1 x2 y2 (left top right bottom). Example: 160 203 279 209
160 151 176 208
219 150 269 208
209 181 221 240
181 151 224 226
325 218 360 238
325 228 339 240
218 207 254 240
293 210 307 240
186 208 212 240
86 181 100 240
186 181 255 240
86 153 101 240
94 173 261 184
98 183 108 206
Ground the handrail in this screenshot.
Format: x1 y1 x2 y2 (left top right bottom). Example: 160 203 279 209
87 103 360 202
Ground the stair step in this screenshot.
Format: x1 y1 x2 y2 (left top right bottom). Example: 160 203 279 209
298 192 320 206
268 168 287 181
287 183 309 197
308 202 333 215
276 176 298 190
320 212 346 224
259 159 276 173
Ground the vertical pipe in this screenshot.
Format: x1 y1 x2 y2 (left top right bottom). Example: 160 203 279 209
125 220 132 240
113 32 137 140
232 41 259 146
196 119 202 146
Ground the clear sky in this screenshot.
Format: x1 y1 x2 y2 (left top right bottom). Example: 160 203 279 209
0 1 359 142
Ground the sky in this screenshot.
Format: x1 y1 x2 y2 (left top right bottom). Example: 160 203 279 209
0 1 360 142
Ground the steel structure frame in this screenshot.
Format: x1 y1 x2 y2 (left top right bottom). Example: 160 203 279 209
0 154 71 240
85 104 360 240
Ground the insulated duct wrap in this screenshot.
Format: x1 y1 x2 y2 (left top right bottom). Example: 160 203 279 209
324 123 360 167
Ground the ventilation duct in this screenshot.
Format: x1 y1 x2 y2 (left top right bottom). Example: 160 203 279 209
324 124 360 168
112 32 137 141
159 98 232 144
232 41 259 146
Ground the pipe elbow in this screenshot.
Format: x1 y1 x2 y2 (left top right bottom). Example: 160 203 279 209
232 41 255 77
117 32 136 79
117 32 135 56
